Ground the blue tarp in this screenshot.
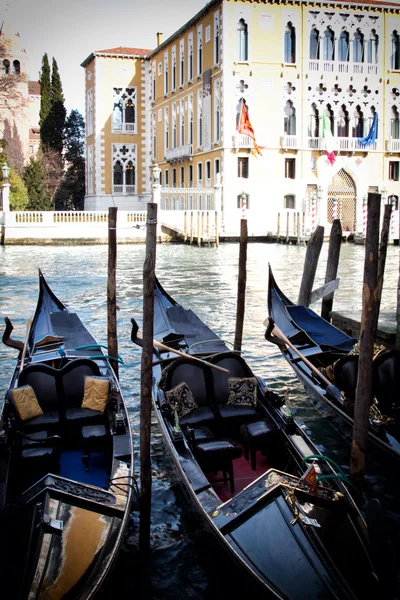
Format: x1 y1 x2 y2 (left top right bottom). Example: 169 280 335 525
287 305 357 352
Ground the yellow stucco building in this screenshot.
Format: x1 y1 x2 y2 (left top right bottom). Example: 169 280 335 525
82 0 400 238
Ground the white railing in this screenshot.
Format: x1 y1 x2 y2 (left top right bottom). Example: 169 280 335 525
308 59 376 76
280 135 298 149
307 137 378 151
113 123 136 133
160 187 215 211
386 139 400 152
113 185 136 194
165 144 193 161
232 133 253 148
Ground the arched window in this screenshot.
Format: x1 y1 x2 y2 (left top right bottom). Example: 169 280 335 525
392 31 400 70
284 100 296 135
125 161 135 189
125 99 135 126
284 194 295 209
353 29 364 63
112 100 122 131
338 31 349 62
310 27 319 60
284 22 296 64
369 107 378 139
113 161 123 187
12 60 20 74
237 19 248 61
308 103 319 138
353 106 364 138
2 59 10 74
323 28 334 61
368 30 378 64
337 105 349 137
391 106 400 139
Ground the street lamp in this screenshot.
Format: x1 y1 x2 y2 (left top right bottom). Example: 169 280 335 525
2 163 10 182
151 163 161 204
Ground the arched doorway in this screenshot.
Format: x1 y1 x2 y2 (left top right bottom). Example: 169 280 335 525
328 169 356 231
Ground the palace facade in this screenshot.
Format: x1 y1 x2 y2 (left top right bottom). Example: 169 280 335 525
81 0 400 236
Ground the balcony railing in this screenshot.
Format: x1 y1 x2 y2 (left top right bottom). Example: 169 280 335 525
113 123 136 134
386 139 400 152
280 135 299 149
308 59 377 76
113 185 136 194
232 133 253 148
307 137 378 152
165 144 193 162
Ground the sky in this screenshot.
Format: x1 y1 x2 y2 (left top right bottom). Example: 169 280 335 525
1 0 208 117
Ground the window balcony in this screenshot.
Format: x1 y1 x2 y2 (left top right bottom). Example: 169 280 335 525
232 133 253 148
113 123 136 134
280 135 299 150
308 59 377 76
307 137 378 152
113 185 136 194
386 139 400 153
165 144 193 162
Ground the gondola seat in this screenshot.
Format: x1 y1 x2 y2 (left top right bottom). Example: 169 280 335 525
19 445 61 486
81 424 108 471
194 438 243 494
240 420 278 470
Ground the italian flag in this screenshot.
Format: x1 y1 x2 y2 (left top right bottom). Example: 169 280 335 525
322 111 335 166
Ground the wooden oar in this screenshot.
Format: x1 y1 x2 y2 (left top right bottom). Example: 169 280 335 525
19 316 33 374
2 317 24 351
264 317 341 399
131 318 229 374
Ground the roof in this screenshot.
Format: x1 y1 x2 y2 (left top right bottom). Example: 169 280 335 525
80 46 152 67
28 80 40 95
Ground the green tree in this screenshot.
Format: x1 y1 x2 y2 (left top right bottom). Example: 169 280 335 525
39 53 51 128
9 168 29 210
64 109 84 163
40 57 66 153
22 157 52 210
56 110 85 209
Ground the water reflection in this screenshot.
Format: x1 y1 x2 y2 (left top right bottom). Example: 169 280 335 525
0 242 399 596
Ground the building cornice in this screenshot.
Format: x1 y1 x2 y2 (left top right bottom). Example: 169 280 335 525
80 51 149 68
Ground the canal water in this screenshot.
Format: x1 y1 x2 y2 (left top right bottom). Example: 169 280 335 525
0 242 399 597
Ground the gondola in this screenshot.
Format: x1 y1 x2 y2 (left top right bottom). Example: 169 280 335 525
0 271 134 600
265 264 400 467
130 277 395 600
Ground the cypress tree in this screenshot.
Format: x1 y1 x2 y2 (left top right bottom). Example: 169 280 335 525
40 57 66 153
39 53 51 128
22 157 52 211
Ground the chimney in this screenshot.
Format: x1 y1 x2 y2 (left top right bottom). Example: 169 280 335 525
157 32 163 46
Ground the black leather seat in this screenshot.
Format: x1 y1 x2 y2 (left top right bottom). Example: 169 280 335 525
240 420 278 470
194 438 243 493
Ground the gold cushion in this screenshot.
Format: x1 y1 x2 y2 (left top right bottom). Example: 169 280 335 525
81 376 110 412
165 381 198 418
227 377 258 407
11 385 43 421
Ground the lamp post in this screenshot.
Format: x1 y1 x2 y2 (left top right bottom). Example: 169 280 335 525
151 163 161 204
1 162 10 212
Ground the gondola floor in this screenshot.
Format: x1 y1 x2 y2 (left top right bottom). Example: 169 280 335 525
59 450 109 489
208 451 271 503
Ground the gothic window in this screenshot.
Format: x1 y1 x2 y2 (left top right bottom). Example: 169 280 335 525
308 103 319 137
112 144 137 193
391 106 400 139
369 107 378 138
197 89 203 147
368 30 378 64
179 40 184 86
2 59 10 74
338 31 349 62
188 94 193 145
112 88 136 133
310 27 320 60
237 19 248 62
353 106 364 138
214 11 220 64
172 46 176 91
353 29 364 63
198 162 203 185
180 99 185 146
284 22 296 64
337 105 349 137
172 103 177 148
188 32 193 80
214 79 220 142
164 107 169 151
197 25 203 75
164 53 169 94
284 100 296 135
12 60 20 74
392 31 400 70
323 28 334 61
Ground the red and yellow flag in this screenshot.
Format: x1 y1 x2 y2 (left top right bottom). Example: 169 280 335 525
300 464 318 495
238 100 262 156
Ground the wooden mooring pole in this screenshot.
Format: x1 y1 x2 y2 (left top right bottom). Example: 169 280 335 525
321 219 342 322
139 201 158 555
190 211 194 245
276 212 280 242
183 211 187 242
234 218 248 352
215 211 219 247
298 225 324 307
107 207 119 380
350 194 381 482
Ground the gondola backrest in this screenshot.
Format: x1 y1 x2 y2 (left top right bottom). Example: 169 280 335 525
162 359 210 406
209 352 254 401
